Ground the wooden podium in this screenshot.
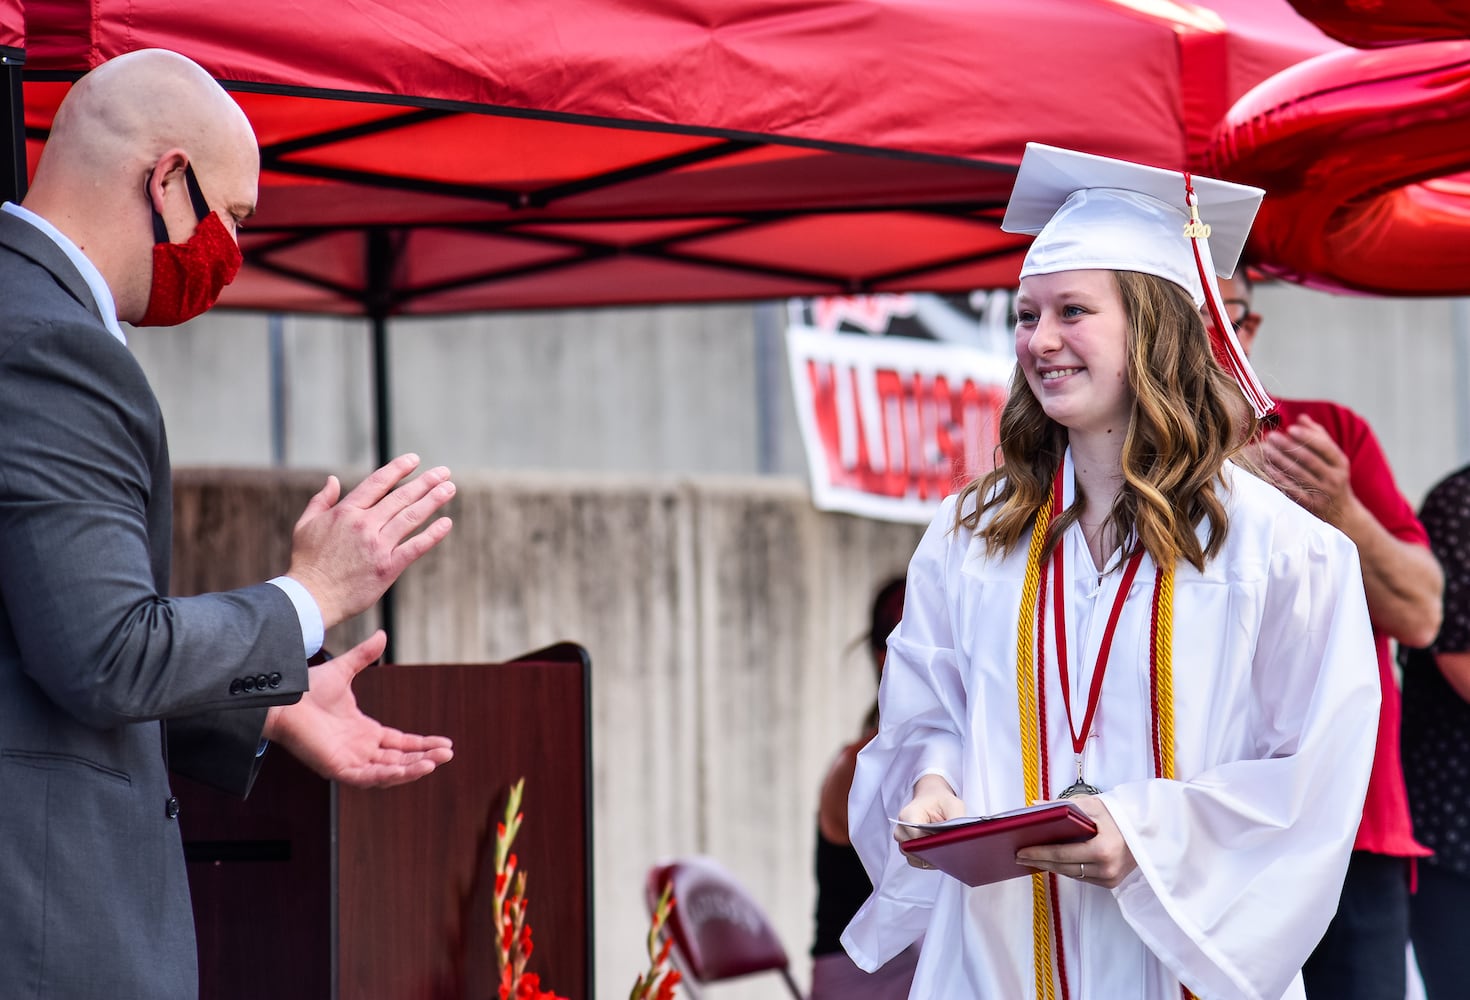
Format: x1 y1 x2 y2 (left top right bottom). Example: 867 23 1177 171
175 643 593 1000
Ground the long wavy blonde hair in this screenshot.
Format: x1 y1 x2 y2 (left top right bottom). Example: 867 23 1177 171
954 270 1255 572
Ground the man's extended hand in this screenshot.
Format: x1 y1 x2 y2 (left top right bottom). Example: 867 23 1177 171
263 630 454 788
287 454 456 629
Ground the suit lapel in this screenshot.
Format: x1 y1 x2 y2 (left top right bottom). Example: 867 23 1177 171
0 209 108 324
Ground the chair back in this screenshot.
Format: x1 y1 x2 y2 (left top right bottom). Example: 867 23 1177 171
645 856 804 997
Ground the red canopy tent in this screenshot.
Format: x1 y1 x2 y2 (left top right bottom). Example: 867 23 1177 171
0 0 16 48
21 0 1339 315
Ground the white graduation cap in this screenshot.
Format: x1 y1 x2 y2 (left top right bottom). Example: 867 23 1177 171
1001 143 1273 418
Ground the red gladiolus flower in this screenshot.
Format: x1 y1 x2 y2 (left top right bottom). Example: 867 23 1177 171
513 971 570 1000
491 779 576 1000
654 970 682 1000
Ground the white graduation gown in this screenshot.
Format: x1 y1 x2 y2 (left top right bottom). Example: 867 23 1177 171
842 456 1380 1000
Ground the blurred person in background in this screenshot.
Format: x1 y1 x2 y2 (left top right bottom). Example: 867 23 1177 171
1398 464 1470 999
810 577 919 998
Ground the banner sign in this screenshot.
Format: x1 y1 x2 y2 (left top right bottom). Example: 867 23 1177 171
785 293 1016 524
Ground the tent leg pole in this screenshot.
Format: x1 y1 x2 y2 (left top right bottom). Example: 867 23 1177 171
371 310 397 663
2 48 25 204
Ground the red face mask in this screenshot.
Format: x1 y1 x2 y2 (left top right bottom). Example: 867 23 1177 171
137 164 243 327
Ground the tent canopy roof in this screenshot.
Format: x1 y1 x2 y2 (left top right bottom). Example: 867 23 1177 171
22 0 1336 314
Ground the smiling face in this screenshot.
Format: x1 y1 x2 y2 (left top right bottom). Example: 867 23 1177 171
1014 268 1134 441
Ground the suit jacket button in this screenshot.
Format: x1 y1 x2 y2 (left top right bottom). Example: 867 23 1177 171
229 678 243 695
268 672 282 688
242 676 256 692
256 674 270 691
165 796 180 820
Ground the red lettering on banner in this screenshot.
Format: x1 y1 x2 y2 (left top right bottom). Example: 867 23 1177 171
807 359 868 491
807 356 1008 502
873 369 910 499
933 374 960 494
807 359 843 484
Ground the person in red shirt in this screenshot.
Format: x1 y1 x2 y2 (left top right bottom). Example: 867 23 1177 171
1210 274 1443 1000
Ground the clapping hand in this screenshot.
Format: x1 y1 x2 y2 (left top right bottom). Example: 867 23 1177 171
263 630 454 788
1240 414 1351 521
286 454 456 630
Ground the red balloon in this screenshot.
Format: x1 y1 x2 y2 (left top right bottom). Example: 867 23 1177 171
1210 37 1470 295
1288 1 1470 49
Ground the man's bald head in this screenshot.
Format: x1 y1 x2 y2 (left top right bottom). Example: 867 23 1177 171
41 48 255 190
24 49 259 322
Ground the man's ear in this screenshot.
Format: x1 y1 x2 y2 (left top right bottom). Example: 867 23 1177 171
145 149 190 215
1235 312 1262 356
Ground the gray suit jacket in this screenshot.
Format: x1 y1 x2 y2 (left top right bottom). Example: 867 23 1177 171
0 212 311 999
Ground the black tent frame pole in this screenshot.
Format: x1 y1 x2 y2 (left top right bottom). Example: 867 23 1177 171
368 229 396 663
372 310 392 470
370 309 397 663
2 47 25 204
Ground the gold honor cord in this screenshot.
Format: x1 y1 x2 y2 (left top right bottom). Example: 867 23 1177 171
1154 567 1179 784
1151 566 1198 1000
1016 485 1057 1000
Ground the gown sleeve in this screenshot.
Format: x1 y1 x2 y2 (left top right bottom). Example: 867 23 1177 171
841 496 970 970
1103 519 1381 1000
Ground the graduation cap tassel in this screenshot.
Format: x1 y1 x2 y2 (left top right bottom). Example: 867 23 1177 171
1183 174 1274 420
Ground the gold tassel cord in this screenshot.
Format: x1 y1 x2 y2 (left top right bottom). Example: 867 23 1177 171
1017 488 1052 808
1153 567 1199 1000
1156 567 1177 782
1016 485 1056 1000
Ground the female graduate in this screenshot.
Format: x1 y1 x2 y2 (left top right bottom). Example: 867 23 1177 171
840 144 1380 1000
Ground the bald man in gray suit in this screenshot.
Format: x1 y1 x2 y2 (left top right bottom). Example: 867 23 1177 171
0 50 458 998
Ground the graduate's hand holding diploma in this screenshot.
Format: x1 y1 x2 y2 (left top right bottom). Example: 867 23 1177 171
1015 794 1138 889
894 778 1126 885
895 774 967 867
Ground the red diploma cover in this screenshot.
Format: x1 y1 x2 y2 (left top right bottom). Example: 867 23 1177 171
897 801 1098 886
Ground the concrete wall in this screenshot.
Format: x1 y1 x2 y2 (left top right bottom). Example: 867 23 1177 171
133 302 804 480
172 468 922 999
132 286 1470 508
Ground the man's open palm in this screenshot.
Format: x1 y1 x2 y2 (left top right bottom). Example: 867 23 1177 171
264 630 453 787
